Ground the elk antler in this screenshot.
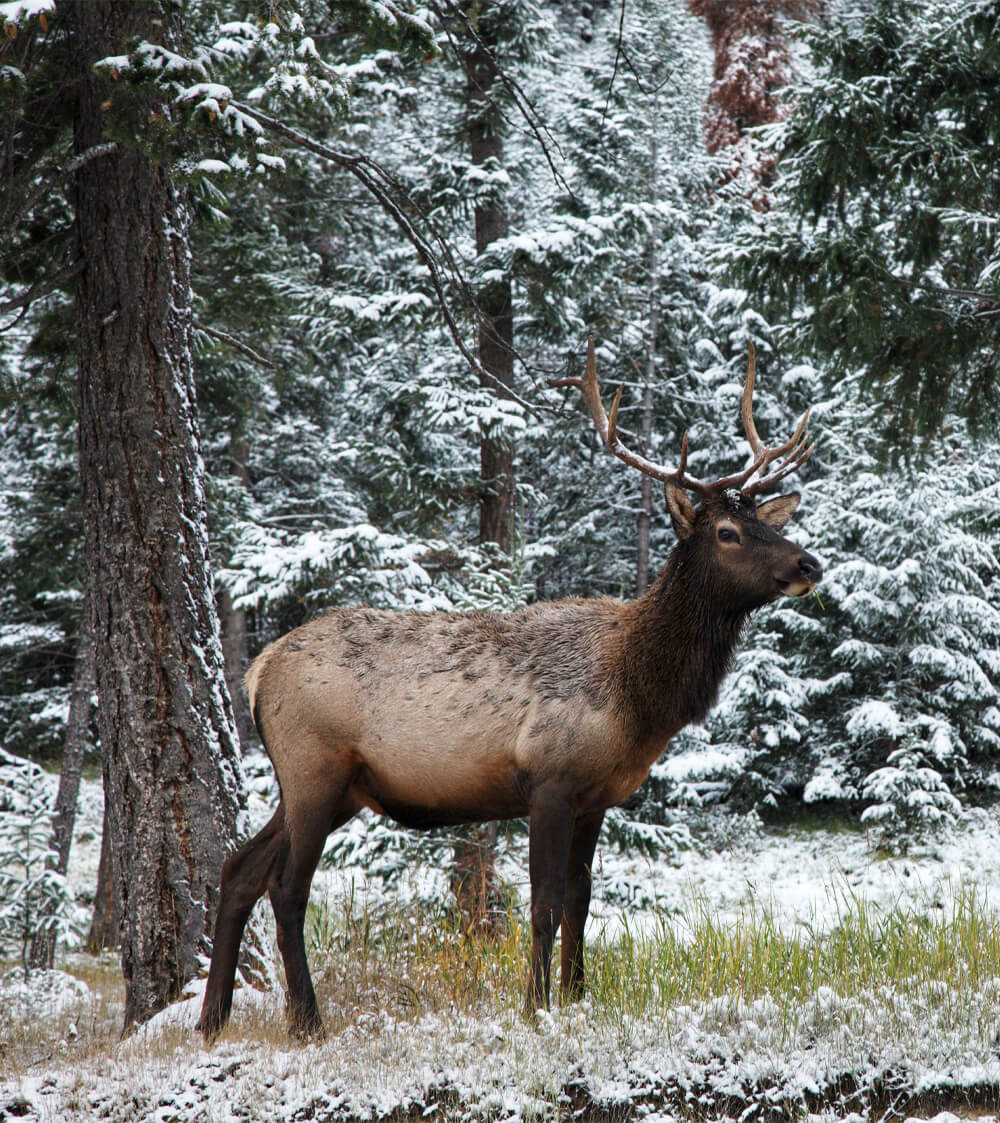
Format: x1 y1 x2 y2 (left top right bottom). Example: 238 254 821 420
549 338 716 497
550 339 814 499
730 342 815 497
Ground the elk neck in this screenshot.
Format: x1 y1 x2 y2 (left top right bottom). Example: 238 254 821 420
613 545 748 747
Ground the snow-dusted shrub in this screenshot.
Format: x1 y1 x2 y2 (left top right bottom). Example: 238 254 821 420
0 749 82 973
860 742 963 855
320 810 527 913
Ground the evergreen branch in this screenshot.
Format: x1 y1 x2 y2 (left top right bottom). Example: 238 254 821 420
228 101 551 419
0 259 83 325
877 266 1000 307
197 324 275 370
430 0 577 205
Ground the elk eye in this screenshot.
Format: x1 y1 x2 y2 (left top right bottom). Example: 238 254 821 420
718 527 739 543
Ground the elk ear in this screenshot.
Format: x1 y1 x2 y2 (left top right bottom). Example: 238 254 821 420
664 482 696 539
755 492 801 531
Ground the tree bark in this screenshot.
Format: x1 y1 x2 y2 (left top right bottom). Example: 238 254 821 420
466 21 516 553
70 0 248 1032
636 382 654 596
219 587 254 748
28 594 96 971
219 437 254 747
636 95 660 597
453 6 515 932
88 801 120 953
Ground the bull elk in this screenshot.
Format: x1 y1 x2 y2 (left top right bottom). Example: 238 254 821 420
196 341 822 1042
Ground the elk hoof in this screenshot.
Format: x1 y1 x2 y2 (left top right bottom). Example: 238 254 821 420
288 1009 325 1042
195 1011 225 1047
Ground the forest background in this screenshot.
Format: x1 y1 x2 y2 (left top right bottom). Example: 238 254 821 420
1 0 999 1036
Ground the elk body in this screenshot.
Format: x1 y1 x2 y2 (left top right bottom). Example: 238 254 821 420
196 343 822 1043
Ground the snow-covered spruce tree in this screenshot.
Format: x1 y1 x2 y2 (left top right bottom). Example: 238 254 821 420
0 375 83 763
508 0 725 606
692 370 1000 816
0 749 83 976
859 739 962 855
165 3 539 633
730 0 1000 436
702 0 1000 824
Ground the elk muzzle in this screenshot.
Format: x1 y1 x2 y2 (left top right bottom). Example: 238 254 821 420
776 550 823 597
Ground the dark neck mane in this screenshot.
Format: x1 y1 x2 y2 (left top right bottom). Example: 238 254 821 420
615 546 748 743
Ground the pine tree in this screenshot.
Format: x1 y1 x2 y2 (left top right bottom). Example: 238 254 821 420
2 0 261 1029
731 0 1000 435
0 749 83 976
694 373 1000 816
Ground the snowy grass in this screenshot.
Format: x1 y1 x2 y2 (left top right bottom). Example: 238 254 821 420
4 878 1000 1121
6 780 1000 1120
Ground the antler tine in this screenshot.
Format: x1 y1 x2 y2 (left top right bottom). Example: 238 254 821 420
722 344 815 496
548 337 613 446
744 435 815 496
741 341 765 457
549 338 713 496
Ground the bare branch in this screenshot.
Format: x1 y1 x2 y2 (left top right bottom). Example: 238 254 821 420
229 101 551 419
2 144 118 238
0 259 83 326
430 0 576 205
197 324 275 370
879 265 1000 306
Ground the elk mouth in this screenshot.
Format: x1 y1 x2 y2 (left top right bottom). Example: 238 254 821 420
775 576 817 598
776 552 823 597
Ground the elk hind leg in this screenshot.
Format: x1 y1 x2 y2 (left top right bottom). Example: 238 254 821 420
270 782 353 1039
560 810 604 1003
197 805 286 1043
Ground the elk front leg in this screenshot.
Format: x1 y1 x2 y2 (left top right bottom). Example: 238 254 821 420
560 809 604 1004
525 785 575 1016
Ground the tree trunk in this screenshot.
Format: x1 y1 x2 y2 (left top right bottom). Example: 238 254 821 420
636 382 654 596
452 7 515 933
219 587 254 748
219 436 254 747
28 594 96 971
70 0 248 1033
87 799 120 953
466 25 516 553
636 101 659 597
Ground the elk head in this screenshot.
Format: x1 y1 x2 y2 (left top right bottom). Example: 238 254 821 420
552 340 822 612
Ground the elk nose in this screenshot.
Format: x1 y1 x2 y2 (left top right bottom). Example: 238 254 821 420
799 553 823 585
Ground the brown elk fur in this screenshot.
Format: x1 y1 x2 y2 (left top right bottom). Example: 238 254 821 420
196 482 822 1043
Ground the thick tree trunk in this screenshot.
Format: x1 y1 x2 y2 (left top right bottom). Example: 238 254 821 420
70 0 248 1032
28 595 96 971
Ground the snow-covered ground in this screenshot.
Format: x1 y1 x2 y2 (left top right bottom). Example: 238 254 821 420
3 771 1000 1123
